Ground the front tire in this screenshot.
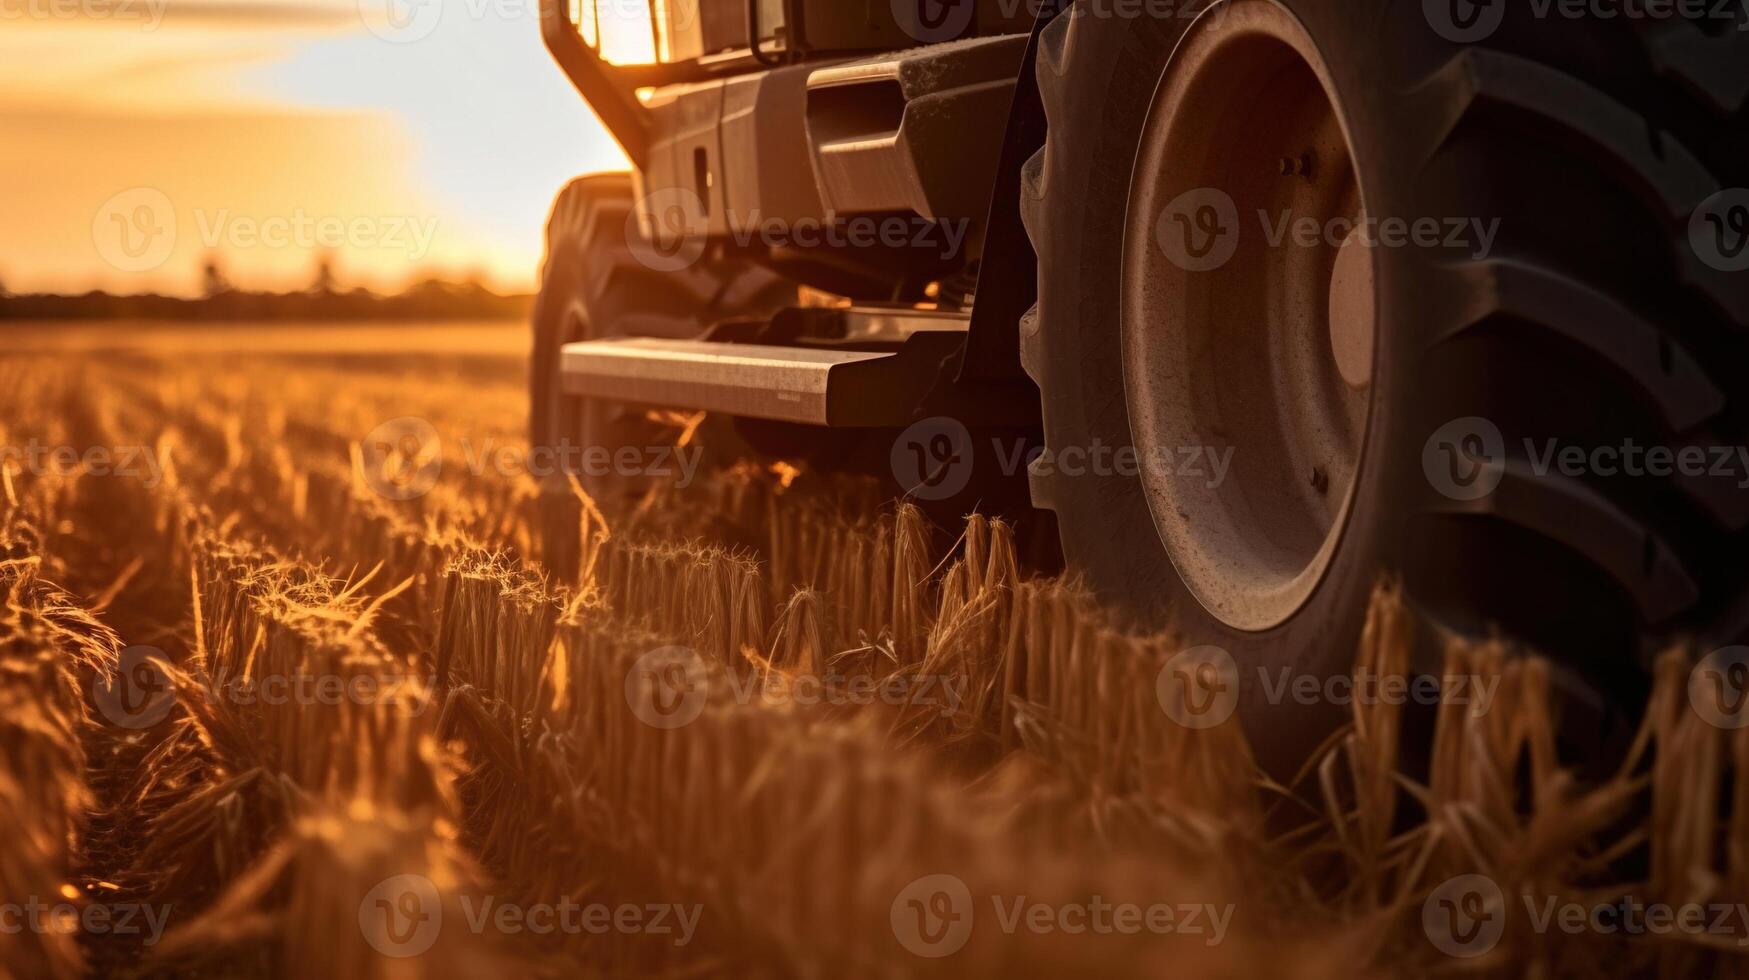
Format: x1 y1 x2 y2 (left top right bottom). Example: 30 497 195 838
1020 0 1749 771
530 173 795 574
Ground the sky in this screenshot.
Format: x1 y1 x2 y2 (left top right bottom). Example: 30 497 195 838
0 0 649 296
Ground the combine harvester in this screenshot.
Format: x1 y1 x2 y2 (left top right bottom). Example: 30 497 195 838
530 0 1749 768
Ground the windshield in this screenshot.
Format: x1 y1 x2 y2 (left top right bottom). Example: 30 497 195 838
573 0 781 65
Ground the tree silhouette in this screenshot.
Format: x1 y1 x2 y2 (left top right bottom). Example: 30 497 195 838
311 252 337 295
201 254 232 298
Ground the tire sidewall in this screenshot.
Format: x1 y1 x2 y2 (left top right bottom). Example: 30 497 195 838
1037 0 1432 762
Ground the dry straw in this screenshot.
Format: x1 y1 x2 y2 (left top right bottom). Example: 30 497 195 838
1 361 1743 979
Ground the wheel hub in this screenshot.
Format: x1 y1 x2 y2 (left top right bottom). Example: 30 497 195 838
1121 0 1375 632
1328 224 1376 391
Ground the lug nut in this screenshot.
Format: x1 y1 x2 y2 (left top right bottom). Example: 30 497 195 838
1278 153 1315 178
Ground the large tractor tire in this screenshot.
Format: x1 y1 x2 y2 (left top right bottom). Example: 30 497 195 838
531 173 795 574
1020 0 1749 771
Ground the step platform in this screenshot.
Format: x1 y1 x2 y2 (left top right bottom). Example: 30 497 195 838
560 325 967 428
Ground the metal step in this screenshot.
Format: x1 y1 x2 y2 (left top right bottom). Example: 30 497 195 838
560 330 965 427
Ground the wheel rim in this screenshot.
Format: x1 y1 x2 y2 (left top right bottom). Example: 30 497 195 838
1122 0 1375 632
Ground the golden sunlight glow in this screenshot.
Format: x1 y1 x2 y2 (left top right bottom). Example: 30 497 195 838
576 0 658 64
1 0 657 298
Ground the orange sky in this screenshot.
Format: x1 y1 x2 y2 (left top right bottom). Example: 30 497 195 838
0 0 646 297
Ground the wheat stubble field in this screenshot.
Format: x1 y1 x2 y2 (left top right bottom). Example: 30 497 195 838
0 322 1743 979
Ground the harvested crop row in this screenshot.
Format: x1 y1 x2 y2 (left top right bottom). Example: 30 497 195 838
122 529 517 978
6 353 1746 979
0 470 123 977
427 548 1295 977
